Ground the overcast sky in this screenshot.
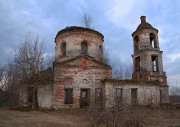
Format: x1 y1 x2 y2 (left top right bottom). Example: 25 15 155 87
0 0 180 86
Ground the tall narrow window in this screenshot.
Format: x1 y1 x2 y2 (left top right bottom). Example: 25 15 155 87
95 88 102 105
135 56 141 80
151 55 158 72
65 88 73 104
81 42 88 54
99 45 103 54
134 35 140 51
150 33 157 48
131 88 138 105
99 45 103 60
61 42 66 56
115 88 123 105
80 89 90 108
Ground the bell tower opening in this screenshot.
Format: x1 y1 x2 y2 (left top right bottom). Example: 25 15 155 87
134 35 140 51
151 55 159 72
135 56 141 80
150 33 157 48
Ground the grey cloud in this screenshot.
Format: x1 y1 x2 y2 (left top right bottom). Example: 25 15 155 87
0 0 180 84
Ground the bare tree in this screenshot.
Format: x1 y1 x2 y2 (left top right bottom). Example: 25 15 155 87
96 44 110 65
169 83 180 104
124 64 133 79
82 13 92 28
0 63 20 107
113 64 133 80
14 34 46 109
0 64 13 91
44 48 55 69
169 84 180 95
102 47 110 65
113 65 124 80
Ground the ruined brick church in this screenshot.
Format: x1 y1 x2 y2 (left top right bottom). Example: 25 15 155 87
20 16 169 108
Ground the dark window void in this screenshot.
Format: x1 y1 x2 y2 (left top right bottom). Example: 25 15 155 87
151 55 159 72
131 88 138 105
80 89 90 108
99 45 103 53
150 33 157 48
115 88 123 105
135 56 141 80
95 88 102 104
61 42 66 57
134 35 140 51
81 42 88 54
99 45 103 56
65 88 73 104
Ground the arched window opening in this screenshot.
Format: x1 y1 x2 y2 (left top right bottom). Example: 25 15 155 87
99 45 103 54
64 88 73 104
151 55 159 72
135 56 141 80
81 42 88 54
134 36 140 51
99 45 103 58
61 42 66 57
150 33 157 48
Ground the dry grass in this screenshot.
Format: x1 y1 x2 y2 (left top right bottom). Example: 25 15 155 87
0 108 88 127
88 106 180 127
0 108 179 127
142 109 180 127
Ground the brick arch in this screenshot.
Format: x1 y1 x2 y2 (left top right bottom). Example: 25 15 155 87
61 41 66 57
81 41 88 54
149 33 157 48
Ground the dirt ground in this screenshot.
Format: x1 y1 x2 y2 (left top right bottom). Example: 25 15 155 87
0 108 179 127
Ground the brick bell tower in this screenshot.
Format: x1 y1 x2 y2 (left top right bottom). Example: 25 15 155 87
132 16 167 85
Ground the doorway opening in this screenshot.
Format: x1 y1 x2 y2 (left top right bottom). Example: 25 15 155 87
131 88 138 105
80 88 90 108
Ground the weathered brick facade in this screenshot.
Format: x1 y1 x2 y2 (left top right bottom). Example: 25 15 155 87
52 17 169 108
132 16 167 85
53 27 112 108
55 26 104 62
104 80 161 107
131 16 169 104
104 16 169 107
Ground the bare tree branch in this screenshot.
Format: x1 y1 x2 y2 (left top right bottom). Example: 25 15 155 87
113 65 124 80
82 13 92 28
124 64 133 79
169 84 180 95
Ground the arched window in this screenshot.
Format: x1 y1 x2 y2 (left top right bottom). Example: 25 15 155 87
81 42 88 54
61 42 66 56
150 33 157 48
135 56 141 80
99 45 103 56
151 55 159 72
134 35 140 51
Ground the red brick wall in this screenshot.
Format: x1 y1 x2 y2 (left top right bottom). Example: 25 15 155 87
53 58 112 108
